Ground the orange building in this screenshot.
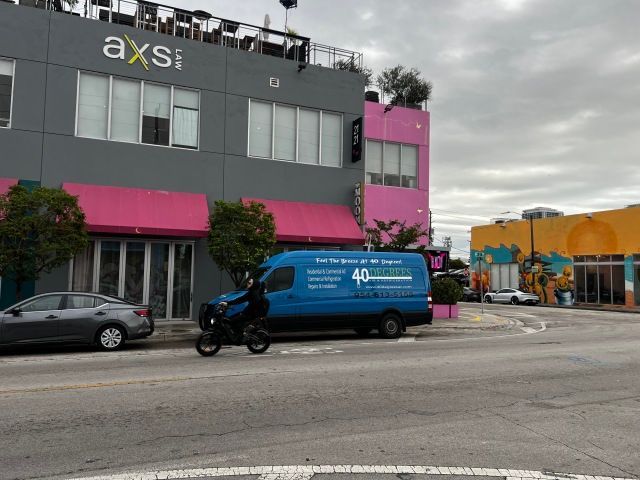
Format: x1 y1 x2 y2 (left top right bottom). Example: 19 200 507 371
470 206 640 307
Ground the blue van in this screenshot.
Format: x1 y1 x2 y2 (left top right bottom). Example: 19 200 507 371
203 251 433 338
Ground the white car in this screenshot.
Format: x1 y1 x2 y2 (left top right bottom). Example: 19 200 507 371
484 288 540 305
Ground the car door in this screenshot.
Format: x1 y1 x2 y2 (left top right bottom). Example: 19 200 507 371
59 295 109 342
1 294 64 344
495 289 510 303
262 266 297 332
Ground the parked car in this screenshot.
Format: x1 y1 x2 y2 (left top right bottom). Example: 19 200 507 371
484 288 539 305
0 292 154 351
462 287 481 302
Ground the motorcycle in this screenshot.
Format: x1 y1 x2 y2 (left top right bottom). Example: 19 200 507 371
196 303 271 356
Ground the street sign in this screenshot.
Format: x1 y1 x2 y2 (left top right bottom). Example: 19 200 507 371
476 252 485 260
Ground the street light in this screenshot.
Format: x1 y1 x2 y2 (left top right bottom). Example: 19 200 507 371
500 210 537 291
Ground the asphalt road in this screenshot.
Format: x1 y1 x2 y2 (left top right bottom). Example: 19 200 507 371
1 305 639 480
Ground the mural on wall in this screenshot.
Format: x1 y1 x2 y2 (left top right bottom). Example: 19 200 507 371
471 245 574 305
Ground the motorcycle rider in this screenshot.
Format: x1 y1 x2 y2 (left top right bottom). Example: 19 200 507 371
220 278 269 340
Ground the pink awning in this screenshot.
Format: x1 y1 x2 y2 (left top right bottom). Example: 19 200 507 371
0 178 18 195
63 183 209 237
243 197 364 245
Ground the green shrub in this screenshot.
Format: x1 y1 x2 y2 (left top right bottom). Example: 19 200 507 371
431 278 463 305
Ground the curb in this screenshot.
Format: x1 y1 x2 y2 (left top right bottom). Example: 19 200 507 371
535 303 640 314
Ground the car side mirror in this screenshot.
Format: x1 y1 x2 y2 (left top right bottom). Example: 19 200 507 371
9 308 21 317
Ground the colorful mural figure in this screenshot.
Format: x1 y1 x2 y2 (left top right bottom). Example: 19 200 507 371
471 245 574 305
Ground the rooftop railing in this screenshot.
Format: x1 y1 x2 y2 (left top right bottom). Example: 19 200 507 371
23 0 363 70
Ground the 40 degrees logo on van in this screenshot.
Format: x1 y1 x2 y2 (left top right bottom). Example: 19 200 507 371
103 35 183 71
351 267 412 288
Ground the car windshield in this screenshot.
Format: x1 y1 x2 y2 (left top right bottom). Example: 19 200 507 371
238 267 271 290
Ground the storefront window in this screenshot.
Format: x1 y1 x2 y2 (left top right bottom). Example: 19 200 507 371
574 265 586 303
599 264 612 304
574 255 625 305
585 264 598 303
70 239 194 320
124 242 145 304
71 241 95 291
611 265 625 305
149 243 170 319
98 241 120 296
172 244 193 319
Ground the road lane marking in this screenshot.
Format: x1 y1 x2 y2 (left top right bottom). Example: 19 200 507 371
398 334 416 342
65 464 638 480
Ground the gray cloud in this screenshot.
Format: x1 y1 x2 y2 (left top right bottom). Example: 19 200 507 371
180 0 640 258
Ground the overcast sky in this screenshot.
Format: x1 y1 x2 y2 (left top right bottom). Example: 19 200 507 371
177 0 640 259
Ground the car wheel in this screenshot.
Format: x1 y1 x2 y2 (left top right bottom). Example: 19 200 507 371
484 295 492 303
462 295 469 302
96 325 125 351
510 296 519 305
379 313 402 339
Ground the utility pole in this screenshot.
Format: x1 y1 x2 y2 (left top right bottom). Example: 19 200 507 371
529 217 536 292
476 251 485 314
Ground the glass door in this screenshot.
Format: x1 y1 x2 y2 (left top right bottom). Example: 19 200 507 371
124 242 145 304
171 243 193 319
149 243 170 320
98 241 121 296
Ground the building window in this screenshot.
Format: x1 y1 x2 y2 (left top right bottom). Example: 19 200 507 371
77 72 109 139
76 72 199 149
573 255 625 305
0 58 15 128
172 88 199 149
142 83 171 146
70 239 195 320
111 77 141 143
248 99 342 167
365 140 418 189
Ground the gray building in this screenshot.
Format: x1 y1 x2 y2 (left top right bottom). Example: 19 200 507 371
0 1 366 318
521 207 564 220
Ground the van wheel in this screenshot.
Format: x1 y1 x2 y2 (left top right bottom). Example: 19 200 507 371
379 314 402 339
354 327 373 337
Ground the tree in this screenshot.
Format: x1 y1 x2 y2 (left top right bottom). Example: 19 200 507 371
0 185 89 300
365 219 429 252
207 200 276 288
334 59 374 88
376 65 433 106
449 258 468 270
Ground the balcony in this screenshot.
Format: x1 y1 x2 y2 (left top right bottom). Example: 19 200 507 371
18 0 363 70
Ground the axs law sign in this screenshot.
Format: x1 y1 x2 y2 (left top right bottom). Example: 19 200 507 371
102 34 183 71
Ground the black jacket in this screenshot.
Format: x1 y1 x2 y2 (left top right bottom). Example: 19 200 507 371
227 280 268 318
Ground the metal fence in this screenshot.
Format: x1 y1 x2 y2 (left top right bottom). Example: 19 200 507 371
31 0 363 69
